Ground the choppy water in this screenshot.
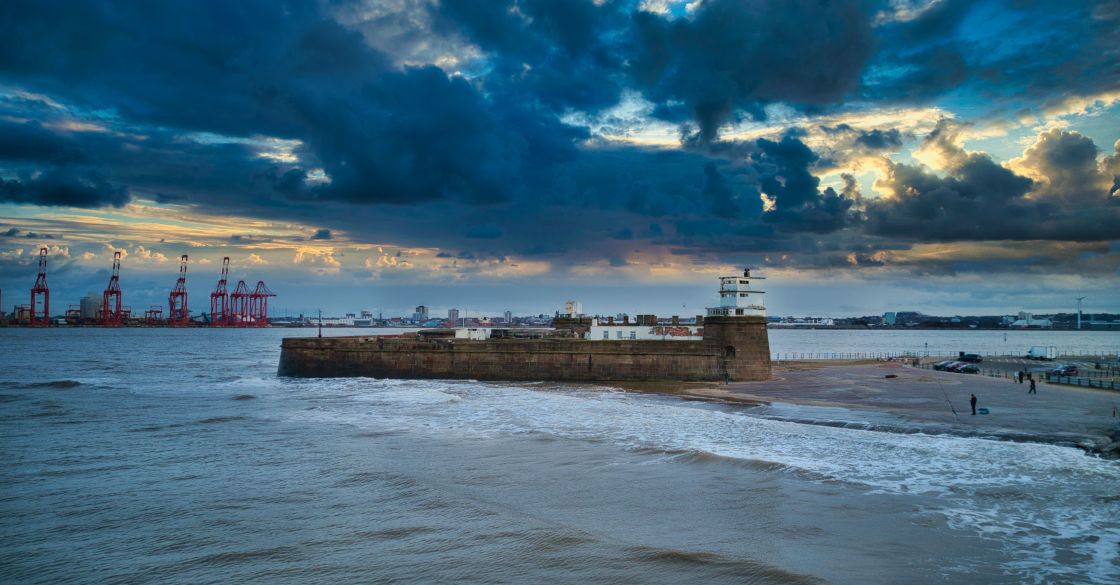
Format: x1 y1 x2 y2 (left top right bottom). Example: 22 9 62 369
2 328 1118 584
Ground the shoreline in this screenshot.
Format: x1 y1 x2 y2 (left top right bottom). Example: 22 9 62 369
617 360 1120 457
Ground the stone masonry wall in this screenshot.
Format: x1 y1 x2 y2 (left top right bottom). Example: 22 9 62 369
280 338 717 381
701 316 772 381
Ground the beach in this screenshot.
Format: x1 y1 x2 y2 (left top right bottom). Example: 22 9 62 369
632 360 1120 454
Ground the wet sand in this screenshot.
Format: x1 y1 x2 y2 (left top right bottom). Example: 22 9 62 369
621 361 1120 451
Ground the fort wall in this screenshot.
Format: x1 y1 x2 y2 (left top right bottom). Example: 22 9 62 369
278 317 770 382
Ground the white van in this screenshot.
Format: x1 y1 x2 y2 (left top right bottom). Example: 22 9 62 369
1026 346 1057 360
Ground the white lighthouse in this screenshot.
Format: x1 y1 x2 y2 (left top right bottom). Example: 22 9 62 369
706 268 766 318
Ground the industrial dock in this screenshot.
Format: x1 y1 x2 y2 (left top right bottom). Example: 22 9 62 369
1 248 275 327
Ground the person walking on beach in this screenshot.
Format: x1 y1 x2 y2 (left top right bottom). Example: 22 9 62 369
970 394 978 416
1029 378 1037 394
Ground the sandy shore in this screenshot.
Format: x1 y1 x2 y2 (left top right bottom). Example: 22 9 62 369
620 361 1120 454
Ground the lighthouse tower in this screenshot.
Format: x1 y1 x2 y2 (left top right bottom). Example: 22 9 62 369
706 268 766 318
702 268 771 381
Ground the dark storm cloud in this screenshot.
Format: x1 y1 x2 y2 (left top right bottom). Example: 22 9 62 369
0 0 1117 279
747 135 859 233
430 0 626 114
1014 129 1112 205
0 119 86 164
0 168 129 208
432 0 886 140
853 129 904 151
702 163 741 219
630 0 878 140
465 224 503 239
865 0 1120 109
0 0 585 207
866 127 1120 242
310 229 332 241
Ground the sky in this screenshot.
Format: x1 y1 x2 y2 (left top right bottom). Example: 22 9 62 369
1 0 1118 319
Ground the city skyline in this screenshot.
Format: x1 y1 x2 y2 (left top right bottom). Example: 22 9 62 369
2 1 1119 317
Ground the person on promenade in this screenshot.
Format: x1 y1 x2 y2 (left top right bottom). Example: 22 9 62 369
970 394 978 416
1018 371 1024 384
1029 379 1037 394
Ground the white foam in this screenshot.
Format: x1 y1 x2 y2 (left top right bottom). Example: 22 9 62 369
288 378 1120 583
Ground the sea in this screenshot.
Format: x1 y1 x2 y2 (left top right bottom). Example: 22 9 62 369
2 328 1118 584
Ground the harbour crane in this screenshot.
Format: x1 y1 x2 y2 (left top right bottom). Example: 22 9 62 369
101 251 124 326
210 257 231 326
168 255 189 326
30 247 49 326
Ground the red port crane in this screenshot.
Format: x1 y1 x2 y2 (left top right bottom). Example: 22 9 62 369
229 280 250 326
29 247 49 327
101 250 124 326
249 281 275 327
210 256 230 326
168 254 189 326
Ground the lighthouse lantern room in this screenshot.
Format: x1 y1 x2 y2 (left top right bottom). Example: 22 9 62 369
707 268 766 318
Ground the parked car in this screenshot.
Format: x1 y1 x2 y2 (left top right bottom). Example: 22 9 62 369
946 362 969 372
959 353 983 363
933 360 957 370
1049 364 1078 377
959 364 980 374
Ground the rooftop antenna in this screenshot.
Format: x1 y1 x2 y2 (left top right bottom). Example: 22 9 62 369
1075 296 1086 330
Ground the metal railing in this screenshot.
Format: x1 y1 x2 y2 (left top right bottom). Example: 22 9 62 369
1045 374 1120 391
914 361 1119 391
772 351 918 361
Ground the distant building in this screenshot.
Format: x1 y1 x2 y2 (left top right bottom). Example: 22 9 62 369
882 311 896 326
414 305 429 321
1011 317 1052 328
564 300 583 317
80 294 100 320
588 318 705 341
448 308 459 323
770 317 835 327
504 310 513 324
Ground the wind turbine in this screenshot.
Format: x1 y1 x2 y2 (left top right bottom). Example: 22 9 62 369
1075 296 1086 330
